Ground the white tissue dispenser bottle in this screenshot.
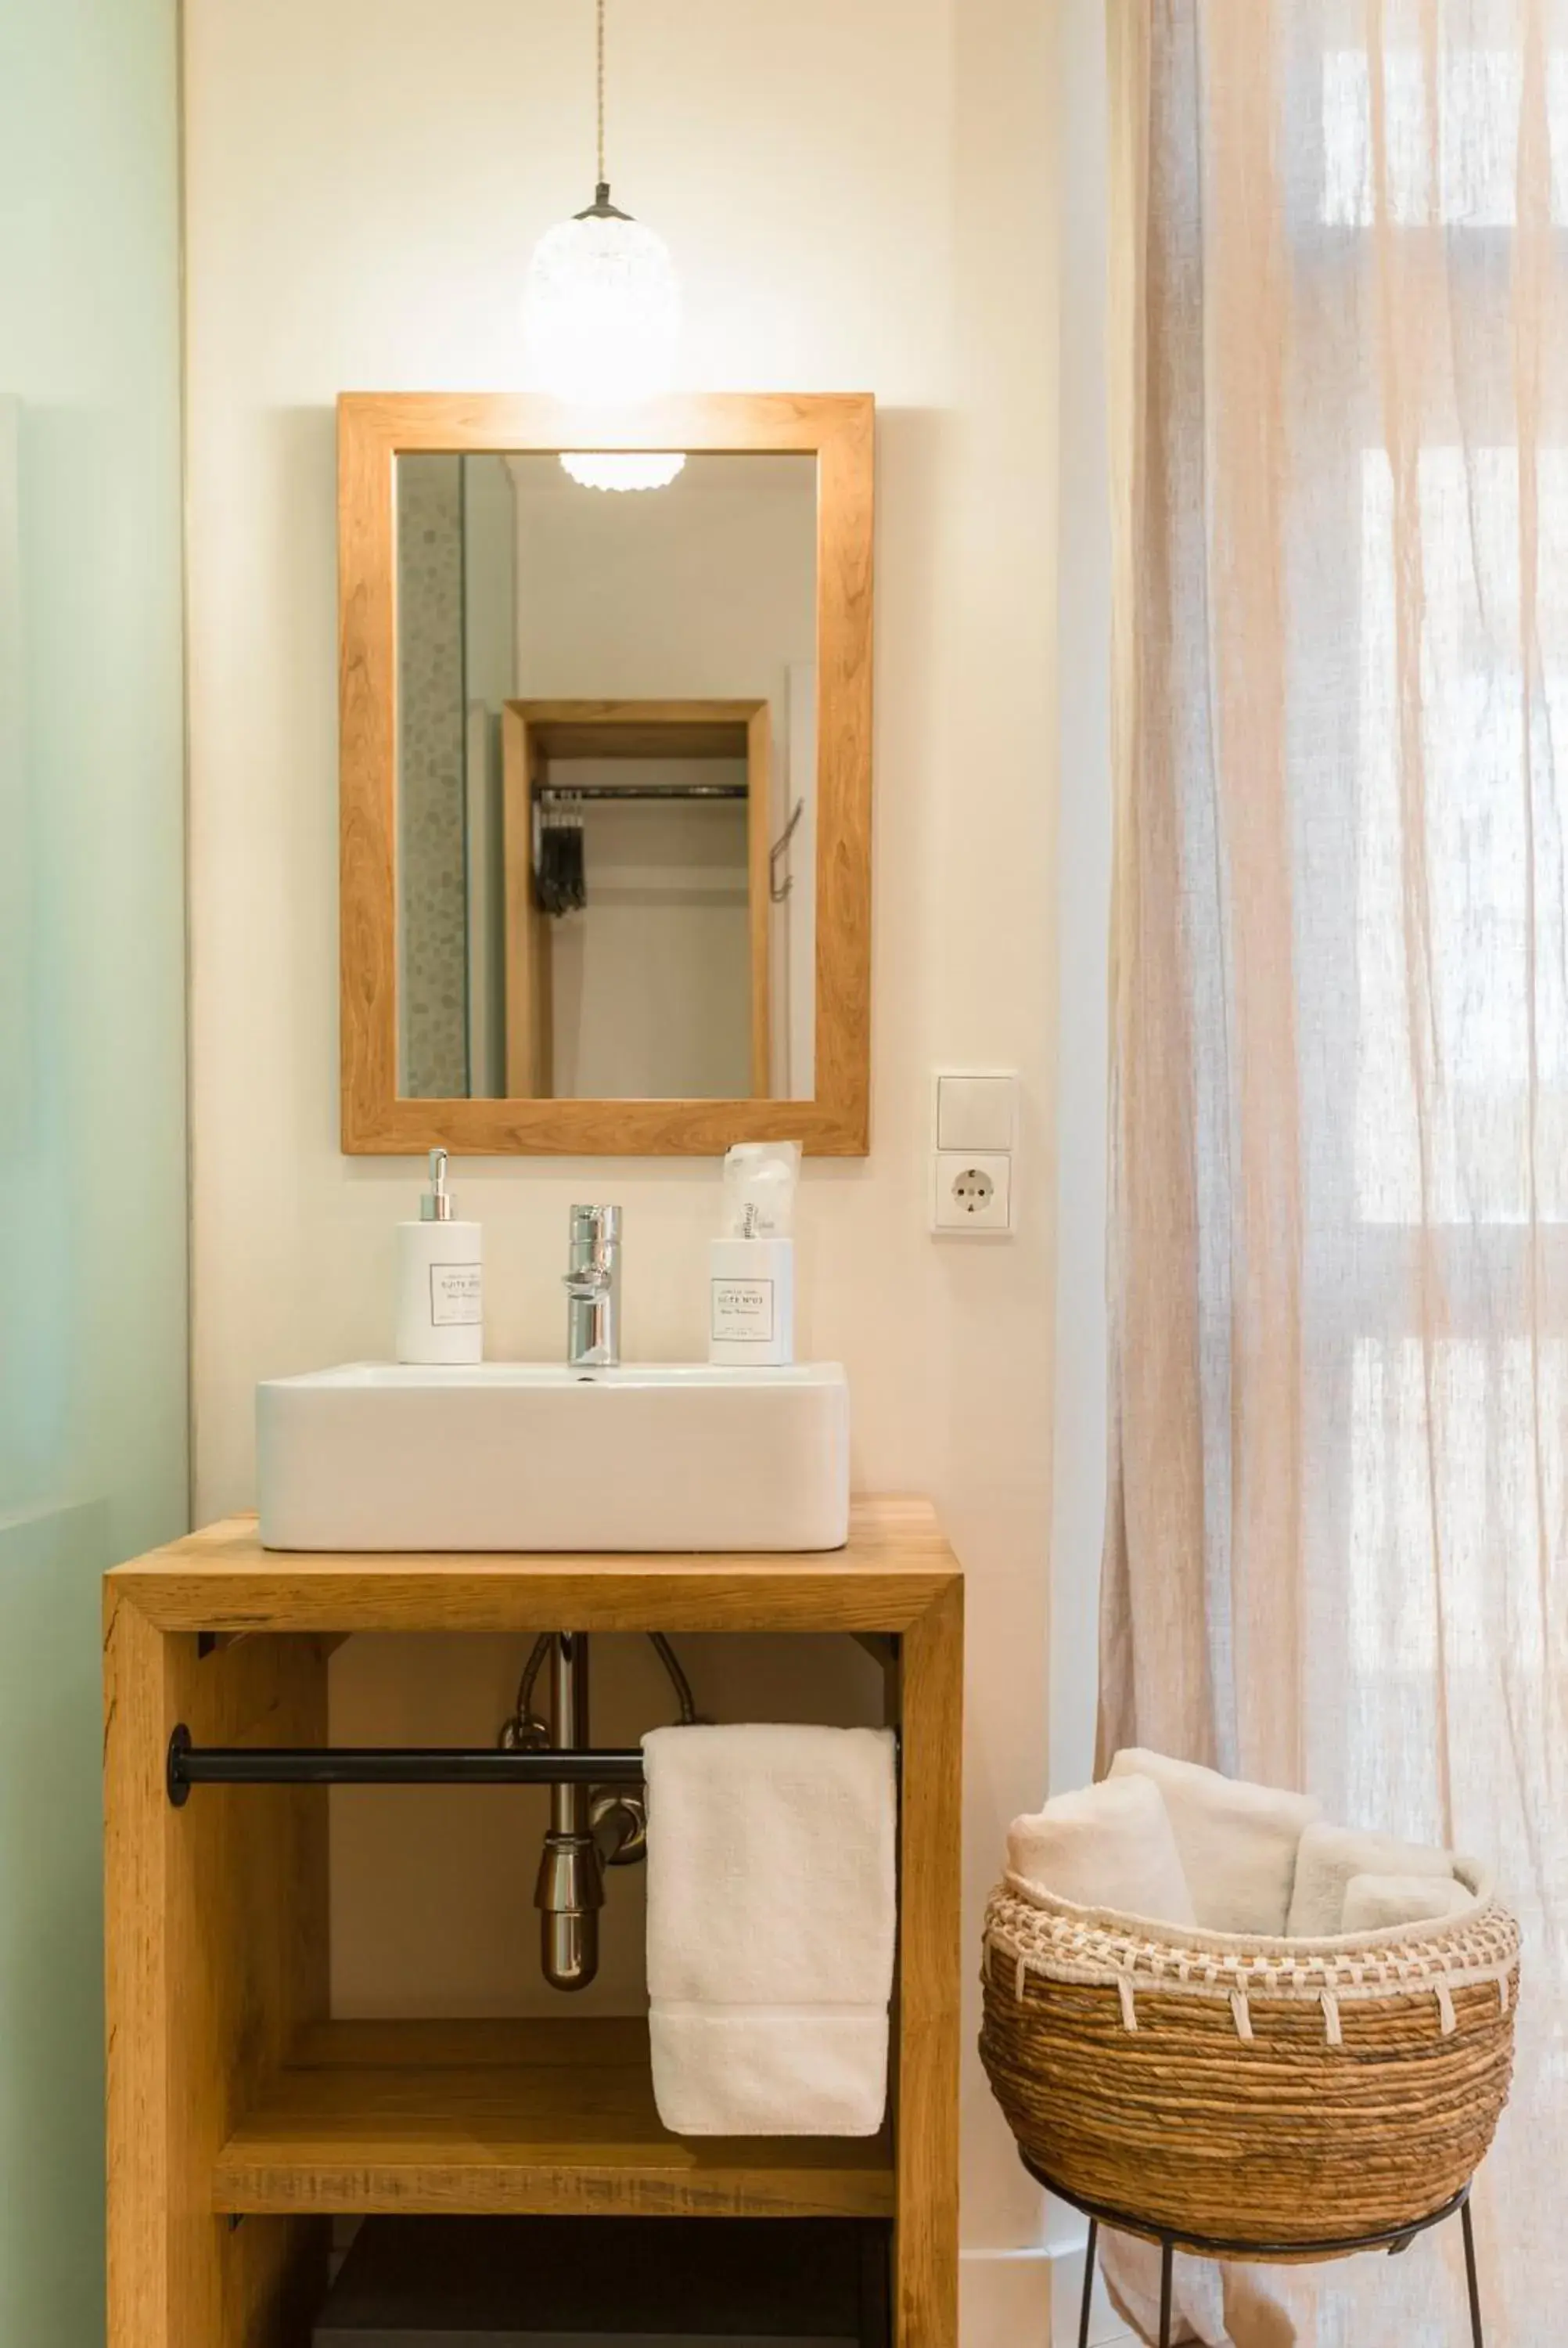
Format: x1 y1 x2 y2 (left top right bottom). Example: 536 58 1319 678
396 1148 484 1366
708 1142 799 1368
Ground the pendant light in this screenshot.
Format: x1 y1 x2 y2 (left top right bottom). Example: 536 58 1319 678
525 0 684 492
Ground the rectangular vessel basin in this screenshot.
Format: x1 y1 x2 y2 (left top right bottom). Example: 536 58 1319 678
257 1362 850 1554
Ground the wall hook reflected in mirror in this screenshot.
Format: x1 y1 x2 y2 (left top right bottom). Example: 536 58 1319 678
769 798 805 902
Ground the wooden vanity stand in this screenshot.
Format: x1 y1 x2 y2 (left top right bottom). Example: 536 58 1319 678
103 1497 963 2348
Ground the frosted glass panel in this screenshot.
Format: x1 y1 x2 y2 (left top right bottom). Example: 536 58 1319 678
0 0 186 2335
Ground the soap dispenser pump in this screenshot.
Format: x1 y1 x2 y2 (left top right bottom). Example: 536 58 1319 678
395 1148 484 1366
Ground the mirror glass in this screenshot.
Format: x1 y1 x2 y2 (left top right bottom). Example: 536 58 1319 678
394 451 818 1102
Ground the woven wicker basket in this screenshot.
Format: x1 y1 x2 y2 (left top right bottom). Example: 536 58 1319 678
980 1860 1519 2256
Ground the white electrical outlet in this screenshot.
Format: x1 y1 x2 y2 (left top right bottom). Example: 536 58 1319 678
933 1150 1012 1234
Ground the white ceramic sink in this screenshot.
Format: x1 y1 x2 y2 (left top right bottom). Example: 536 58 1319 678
256 1361 851 1554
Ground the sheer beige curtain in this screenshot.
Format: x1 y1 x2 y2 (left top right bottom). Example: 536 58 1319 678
1102 0 1567 2337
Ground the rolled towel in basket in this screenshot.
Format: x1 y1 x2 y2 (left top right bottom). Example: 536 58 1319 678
1286 1823 1454 1937
1340 1869 1474 1935
1008 1773 1197 1925
1109 1749 1321 1935
643 1723 896 2137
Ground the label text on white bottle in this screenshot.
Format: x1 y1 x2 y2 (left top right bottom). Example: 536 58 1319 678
430 1263 482 1326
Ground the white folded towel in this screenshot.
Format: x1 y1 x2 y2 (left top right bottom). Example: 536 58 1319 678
1286 1824 1453 1937
642 1723 896 2137
1100 2232 1231 2346
1109 1748 1321 1935
1102 2235 1295 2348
1008 1773 1197 1925
1340 1870 1473 1935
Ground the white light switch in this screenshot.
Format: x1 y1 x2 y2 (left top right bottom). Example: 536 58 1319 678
936 1072 1017 1154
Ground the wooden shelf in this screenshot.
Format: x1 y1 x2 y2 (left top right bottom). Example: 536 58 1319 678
213 2018 895 2220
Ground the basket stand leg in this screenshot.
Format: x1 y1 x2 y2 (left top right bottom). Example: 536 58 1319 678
1460 2197 1485 2348
1158 2239 1174 2348
1076 2218 1099 2348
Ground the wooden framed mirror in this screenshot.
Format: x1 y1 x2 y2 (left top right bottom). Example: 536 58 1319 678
338 392 873 1154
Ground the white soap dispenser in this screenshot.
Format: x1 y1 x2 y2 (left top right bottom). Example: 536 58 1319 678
396 1148 484 1366
708 1141 800 1367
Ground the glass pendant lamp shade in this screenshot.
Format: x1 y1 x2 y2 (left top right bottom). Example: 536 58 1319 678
523 2 683 492
525 189 681 409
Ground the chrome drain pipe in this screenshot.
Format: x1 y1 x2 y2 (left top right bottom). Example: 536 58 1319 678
534 1631 604 1990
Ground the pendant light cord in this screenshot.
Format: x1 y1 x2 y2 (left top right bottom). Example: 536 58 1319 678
596 0 607 191
577 0 625 216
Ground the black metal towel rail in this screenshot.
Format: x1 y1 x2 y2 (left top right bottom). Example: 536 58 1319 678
165 1726 643 1808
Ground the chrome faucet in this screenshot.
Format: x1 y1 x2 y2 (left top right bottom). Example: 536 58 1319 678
563 1205 620 1370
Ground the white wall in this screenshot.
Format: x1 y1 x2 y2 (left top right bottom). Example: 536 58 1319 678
545 762 752 1099
184 0 1070 2321
509 451 817 1097
512 452 818 702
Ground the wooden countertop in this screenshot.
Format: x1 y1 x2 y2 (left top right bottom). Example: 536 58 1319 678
106 1495 961 1636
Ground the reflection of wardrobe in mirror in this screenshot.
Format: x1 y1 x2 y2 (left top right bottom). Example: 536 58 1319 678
501 700 771 1102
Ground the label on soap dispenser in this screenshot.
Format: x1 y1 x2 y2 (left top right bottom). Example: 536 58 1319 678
429 1262 483 1326
710 1277 775 1342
